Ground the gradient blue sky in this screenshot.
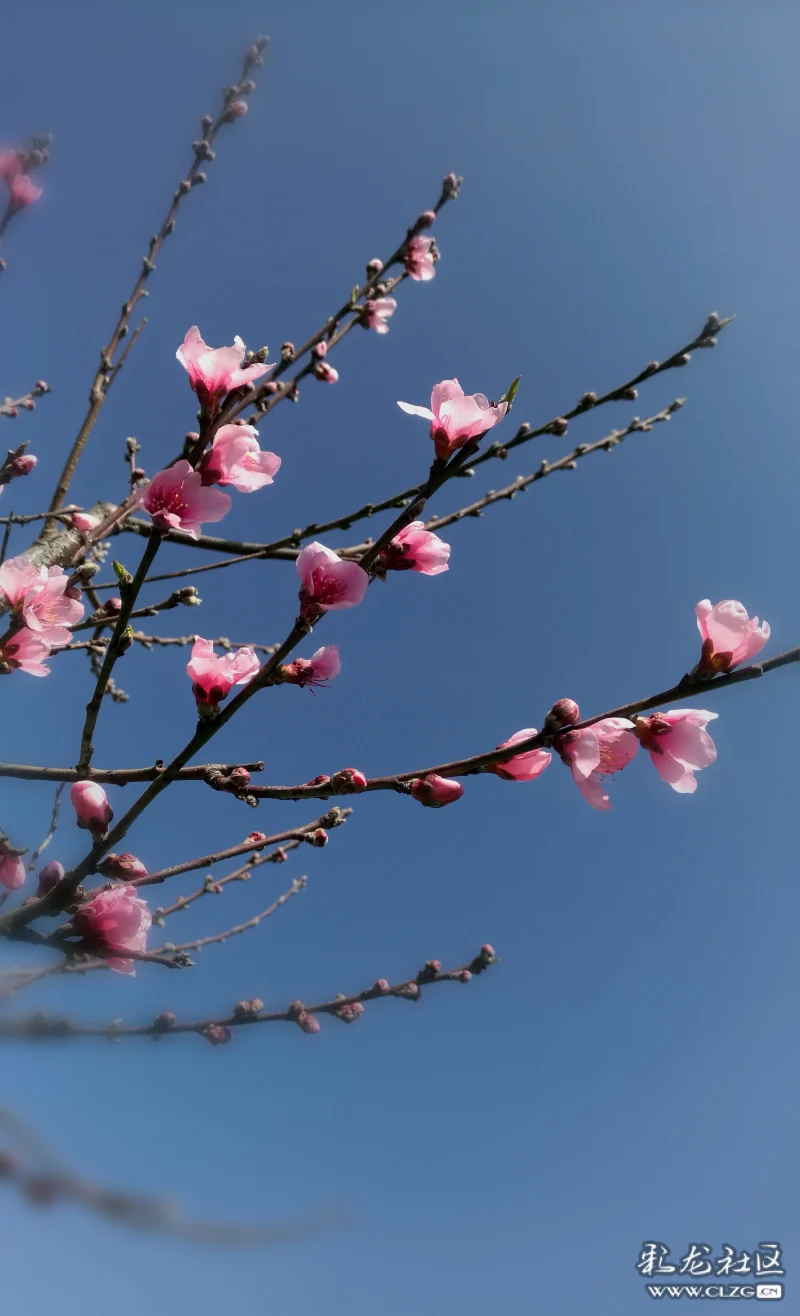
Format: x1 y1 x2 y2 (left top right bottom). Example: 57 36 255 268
1 3 798 1313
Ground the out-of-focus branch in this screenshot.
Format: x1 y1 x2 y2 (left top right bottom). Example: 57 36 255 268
0 1105 340 1242
0 946 498 1043
44 38 268 517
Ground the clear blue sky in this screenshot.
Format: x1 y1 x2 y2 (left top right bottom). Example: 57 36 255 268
1 2 798 1312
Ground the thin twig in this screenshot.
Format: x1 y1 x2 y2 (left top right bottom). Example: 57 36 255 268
0 759 266 785
0 948 498 1042
25 785 64 871
44 42 267 516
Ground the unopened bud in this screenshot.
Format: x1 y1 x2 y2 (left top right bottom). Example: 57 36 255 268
398 982 420 1000
97 853 147 880
457 969 472 983
10 453 37 476
203 1024 232 1046
578 391 597 409
280 342 295 362
244 44 263 69
306 828 328 848
224 100 249 122
36 860 64 896
550 417 569 436
366 258 383 276
153 1011 176 1031
305 774 331 788
674 353 691 366
334 1000 365 1023
480 943 496 960
544 698 580 733
313 362 339 383
229 767 251 788
415 209 436 230
331 767 367 794
372 979 390 994
311 340 327 359
442 171 461 198
409 775 464 808
246 831 267 844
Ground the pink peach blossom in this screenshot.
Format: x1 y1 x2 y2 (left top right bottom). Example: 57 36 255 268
558 717 638 811
176 326 271 410
490 729 552 782
0 627 51 676
8 174 42 209
313 362 339 383
7 453 37 477
0 854 25 891
409 774 464 807
404 235 436 281
198 423 281 493
186 636 260 713
138 460 231 539
281 643 341 688
695 599 769 673
70 781 113 835
296 542 369 618
634 709 718 795
377 522 451 576
0 557 84 645
361 297 397 334
398 379 508 461
72 885 152 975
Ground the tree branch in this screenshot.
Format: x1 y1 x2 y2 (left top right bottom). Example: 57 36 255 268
0 947 498 1042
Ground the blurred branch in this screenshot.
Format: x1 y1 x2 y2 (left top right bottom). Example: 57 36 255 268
0 1104 341 1242
0 380 50 421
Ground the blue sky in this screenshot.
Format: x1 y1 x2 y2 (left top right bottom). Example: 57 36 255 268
1 2 798 1313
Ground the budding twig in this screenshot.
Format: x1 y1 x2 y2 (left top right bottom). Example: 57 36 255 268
0 948 497 1043
44 45 266 517
203 647 800 802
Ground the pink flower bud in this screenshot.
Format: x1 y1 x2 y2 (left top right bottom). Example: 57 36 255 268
311 340 327 359
409 775 464 808
313 361 339 383
331 767 367 793
97 853 147 880
36 860 64 896
227 100 248 119
70 781 113 835
154 1011 176 1030
547 698 580 728
415 210 436 230
9 453 36 476
550 417 569 436
70 511 98 533
0 854 25 891
480 944 495 959
442 172 460 197
298 1013 320 1034
373 979 390 994
305 775 331 788
334 1000 365 1023
457 969 472 983
366 258 383 276
306 828 328 848
247 831 267 844
397 983 420 1000
229 766 251 788
203 1024 233 1045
